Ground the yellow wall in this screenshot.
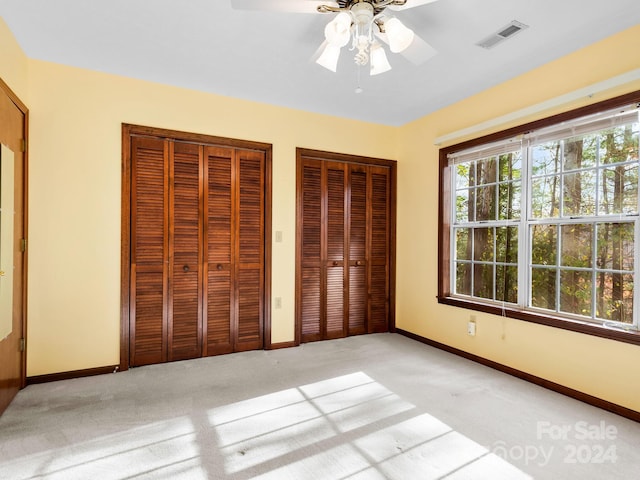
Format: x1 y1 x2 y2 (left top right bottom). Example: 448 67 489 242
25 59 398 376
0 17 28 101
3 13 639 412
396 24 640 412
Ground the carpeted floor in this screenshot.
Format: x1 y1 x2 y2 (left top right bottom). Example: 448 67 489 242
0 333 638 479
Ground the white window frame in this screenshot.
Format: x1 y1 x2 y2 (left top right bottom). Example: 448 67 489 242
439 96 640 341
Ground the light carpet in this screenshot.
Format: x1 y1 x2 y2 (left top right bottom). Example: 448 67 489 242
0 333 638 479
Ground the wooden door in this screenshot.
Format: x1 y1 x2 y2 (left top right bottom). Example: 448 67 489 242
348 165 367 335
0 80 27 415
169 142 202 361
296 149 395 343
130 136 168 366
368 166 391 333
235 149 265 351
124 126 270 368
203 146 265 354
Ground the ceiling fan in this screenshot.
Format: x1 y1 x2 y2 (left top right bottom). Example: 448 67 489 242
231 0 440 76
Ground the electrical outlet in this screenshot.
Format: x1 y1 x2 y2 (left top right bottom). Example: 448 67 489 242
467 318 476 336
275 231 283 243
275 297 282 309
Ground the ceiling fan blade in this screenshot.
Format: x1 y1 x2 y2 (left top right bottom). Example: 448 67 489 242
231 0 338 14
374 26 437 65
387 0 441 11
398 32 437 65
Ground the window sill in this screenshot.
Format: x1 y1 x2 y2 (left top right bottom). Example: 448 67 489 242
437 296 640 346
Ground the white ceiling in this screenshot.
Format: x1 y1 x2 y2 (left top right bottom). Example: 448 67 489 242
1 0 639 126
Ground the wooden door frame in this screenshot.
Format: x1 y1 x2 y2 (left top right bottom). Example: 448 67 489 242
120 124 272 371
295 148 397 346
0 77 29 395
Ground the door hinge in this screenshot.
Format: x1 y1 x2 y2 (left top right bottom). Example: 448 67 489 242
20 139 26 152
19 338 25 352
20 238 27 252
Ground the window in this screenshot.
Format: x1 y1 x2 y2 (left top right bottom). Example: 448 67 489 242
439 92 640 344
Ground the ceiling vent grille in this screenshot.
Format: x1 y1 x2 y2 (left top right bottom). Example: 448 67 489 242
476 20 529 49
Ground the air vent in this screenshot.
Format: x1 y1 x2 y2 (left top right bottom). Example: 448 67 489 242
476 20 529 49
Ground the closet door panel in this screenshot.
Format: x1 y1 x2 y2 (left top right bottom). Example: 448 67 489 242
169 143 202 360
300 163 322 342
348 167 367 335
326 164 346 338
131 137 167 366
236 150 264 350
204 146 234 354
369 167 391 333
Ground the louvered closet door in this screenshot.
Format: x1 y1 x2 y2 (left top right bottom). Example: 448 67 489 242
130 134 267 367
368 166 391 333
204 146 234 355
299 161 322 342
235 149 265 351
348 166 367 335
325 162 348 339
297 151 394 343
130 136 168 366
204 146 265 354
169 142 202 360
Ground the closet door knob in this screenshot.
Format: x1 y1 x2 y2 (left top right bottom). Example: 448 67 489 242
217 264 223 270
333 261 339 266
183 265 190 272
355 260 363 266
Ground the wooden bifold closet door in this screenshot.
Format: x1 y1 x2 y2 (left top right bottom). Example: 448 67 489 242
123 126 271 368
296 149 396 343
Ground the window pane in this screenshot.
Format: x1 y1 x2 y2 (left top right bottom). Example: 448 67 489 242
596 272 634 324
456 228 471 260
531 176 560 218
560 270 592 316
596 222 634 271
563 170 596 216
456 163 470 189
561 224 593 268
498 181 521 219
531 224 557 265
531 267 556 310
456 262 472 296
496 226 518 263
477 157 497 185
600 124 639 165
498 152 522 181
532 141 561 176
473 264 494 300
496 265 518 303
599 165 638 215
455 189 470 222
564 134 597 170
473 227 494 262
475 185 496 221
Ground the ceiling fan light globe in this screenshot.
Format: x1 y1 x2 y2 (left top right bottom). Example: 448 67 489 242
324 12 352 47
316 43 341 72
370 43 392 75
385 17 415 53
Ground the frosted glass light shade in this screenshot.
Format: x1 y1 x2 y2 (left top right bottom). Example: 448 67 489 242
324 12 351 47
385 17 414 53
316 43 341 72
370 43 391 75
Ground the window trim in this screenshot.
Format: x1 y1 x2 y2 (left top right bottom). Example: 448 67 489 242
438 90 640 346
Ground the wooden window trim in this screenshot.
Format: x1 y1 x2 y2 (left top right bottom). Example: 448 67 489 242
121 124 273 371
438 90 640 346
